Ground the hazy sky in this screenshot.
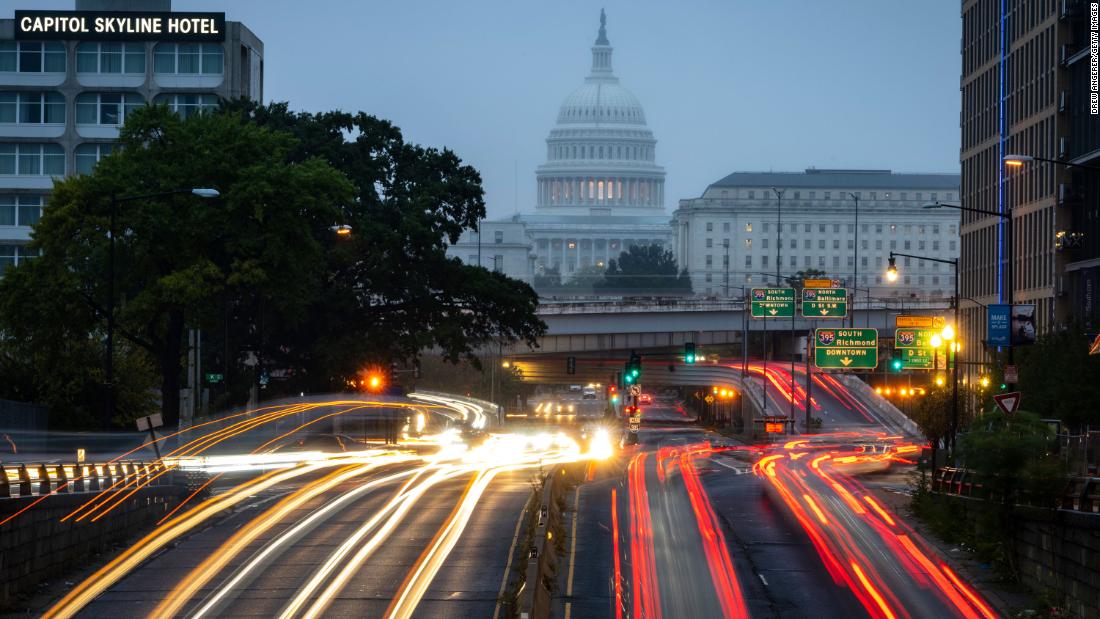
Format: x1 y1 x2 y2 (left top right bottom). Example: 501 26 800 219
14 0 962 220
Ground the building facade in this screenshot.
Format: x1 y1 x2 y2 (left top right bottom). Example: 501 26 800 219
445 217 535 284
0 0 262 271
672 169 960 299
959 0 1096 372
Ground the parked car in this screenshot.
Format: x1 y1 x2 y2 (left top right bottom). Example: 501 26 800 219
582 387 597 399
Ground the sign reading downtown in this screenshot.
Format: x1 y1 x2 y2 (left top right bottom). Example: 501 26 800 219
814 328 878 369
750 288 795 318
801 288 847 318
15 10 226 42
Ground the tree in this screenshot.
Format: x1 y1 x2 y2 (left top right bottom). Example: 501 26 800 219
787 269 829 290
533 266 562 291
1015 324 1100 431
222 101 545 392
595 244 692 295
560 265 607 294
0 105 354 427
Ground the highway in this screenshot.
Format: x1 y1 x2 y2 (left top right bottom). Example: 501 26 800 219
6 374 1000 619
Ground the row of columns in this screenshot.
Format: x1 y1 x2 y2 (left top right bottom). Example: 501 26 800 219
535 237 663 274
537 176 663 207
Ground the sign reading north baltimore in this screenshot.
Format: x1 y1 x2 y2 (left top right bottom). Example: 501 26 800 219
895 328 938 369
750 288 795 318
15 10 226 42
814 328 878 369
801 287 847 318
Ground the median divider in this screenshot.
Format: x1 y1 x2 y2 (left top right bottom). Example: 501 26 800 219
515 465 577 619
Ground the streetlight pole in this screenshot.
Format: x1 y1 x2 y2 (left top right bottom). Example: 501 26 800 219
888 251 960 452
772 188 784 285
924 200 1012 389
724 239 730 298
104 188 219 429
847 192 860 329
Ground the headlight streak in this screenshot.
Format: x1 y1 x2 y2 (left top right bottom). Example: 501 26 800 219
42 463 327 619
149 460 400 619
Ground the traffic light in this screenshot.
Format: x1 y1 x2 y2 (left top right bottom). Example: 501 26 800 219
685 342 696 364
628 352 642 379
566 356 576 375
890 357 903 372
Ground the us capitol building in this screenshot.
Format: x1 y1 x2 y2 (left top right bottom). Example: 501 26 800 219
447 11 672 282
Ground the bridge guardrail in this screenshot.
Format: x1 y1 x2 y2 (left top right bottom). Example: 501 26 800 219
933 467 1100 515
0 460 172 499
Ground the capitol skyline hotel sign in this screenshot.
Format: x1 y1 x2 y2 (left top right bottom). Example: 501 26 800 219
15 10 226 42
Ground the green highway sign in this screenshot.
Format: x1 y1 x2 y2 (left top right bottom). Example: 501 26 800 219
814 328 879 369
750 288 796 318
801 287 848 318
205 372 224 383
895 328 937 370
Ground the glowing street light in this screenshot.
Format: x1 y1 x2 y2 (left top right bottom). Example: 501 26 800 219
929 334 943 349
941 324 955 341
885 256 898 282
1003 154 1033 167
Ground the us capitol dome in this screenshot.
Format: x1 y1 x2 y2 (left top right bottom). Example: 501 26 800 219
535 9 666 215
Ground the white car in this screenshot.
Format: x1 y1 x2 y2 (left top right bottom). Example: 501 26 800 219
582 387 597 399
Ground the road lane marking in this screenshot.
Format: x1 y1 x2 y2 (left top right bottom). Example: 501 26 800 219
759 574 769 586
712 457 752 475
492 489 530 619
563 485 582 619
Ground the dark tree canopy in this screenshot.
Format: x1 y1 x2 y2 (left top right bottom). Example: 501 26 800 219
0 101 545 428
595 244 692 295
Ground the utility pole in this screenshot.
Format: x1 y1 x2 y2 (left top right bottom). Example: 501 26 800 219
848 192 860 329
805 322 813 431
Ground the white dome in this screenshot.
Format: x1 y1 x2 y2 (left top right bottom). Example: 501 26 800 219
557 80 647 126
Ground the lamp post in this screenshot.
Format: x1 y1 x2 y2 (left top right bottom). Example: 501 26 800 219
723 238 730 298
105 187 219 428
924 199 1013 390
772 187 784 285
887 250 960 452
847 192 860 329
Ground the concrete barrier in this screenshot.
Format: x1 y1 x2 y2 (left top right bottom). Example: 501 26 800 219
517 466 570 619
0 483 185 609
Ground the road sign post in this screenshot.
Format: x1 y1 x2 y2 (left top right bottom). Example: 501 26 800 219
813 328 878 369
750 288 796 318
801 288 848 318
135 413 164 459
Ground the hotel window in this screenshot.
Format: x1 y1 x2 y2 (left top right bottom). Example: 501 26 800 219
706 255 713 266
745 274 753 283
875 240 882 250
817 224 824 233
890 240 897 249
154 43 224 74
0 195 43 226
748 190 755 199
930 193 937 201
706 238 713 248
567 241 576 249
494 230 504 244
918 276 925 285
915 193 923 200
861 256 868 267
745 238 752 248
904 225 912 234
847 240 854 249
0 143 64 176
153 93 220 118
761 238 769 249
790 256 797 267
75 143 118 174
900 192 908 200
832 240 839 249
723 222 730 232
933 225 940 234
847 224 854 233
876 275 882 284
745 223 752 232
77 42 145 74
875 256 883 266
0 92 65 124
804 256 811 266
876 224 883 233
76 93 144 125
933 276 940 285
870 192 877 199
706 222 713 232
793 191 800 199
809 191 816 199
861 240 868 249
847 256 854 266
918 225 926 234
918 240 926 250
0 42 65 73
832 256 839 268
832 224 840 233
762 255 769 267
904 240 911 250
818 239 825 249
803 239 810 249
818 256 825 267
890 224 897 232
789 239 796 249
804 223 811 233
705 273 712 283
949 240 957 251
762 222 769 232
824 192 831 199
745 255 752 266
949 225 957 234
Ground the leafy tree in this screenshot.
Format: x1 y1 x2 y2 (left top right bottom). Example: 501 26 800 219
1015 324 1100 430
221 101 545 392
533 266 562 291
0 105 354 427
595 244 692 295
786 269 829 290
560 265 607 294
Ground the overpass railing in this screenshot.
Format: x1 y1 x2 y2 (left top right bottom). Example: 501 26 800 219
537 298 952 315
0 461 172 498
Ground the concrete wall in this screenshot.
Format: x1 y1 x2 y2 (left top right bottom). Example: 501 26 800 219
0 485 183 609
1013 507 1100 618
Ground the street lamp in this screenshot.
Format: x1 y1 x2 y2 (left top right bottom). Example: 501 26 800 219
886 250 961 453
771 187 784 285
331 224 353 235
886 257 898 282
105 187 219 428
847 192 860 328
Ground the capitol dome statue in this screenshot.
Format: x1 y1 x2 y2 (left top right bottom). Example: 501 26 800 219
535 9 667 215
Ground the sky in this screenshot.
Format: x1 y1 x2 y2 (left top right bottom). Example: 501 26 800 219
11 0 962 220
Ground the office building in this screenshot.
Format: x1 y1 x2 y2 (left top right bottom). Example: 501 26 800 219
0 0 263 271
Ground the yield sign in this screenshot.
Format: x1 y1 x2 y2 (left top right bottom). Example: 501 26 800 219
993 391 1022 416
1089 333 1100 356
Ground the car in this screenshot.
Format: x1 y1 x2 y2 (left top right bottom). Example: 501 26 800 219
582 387 597 399
568 384 583 392
639 393 653 404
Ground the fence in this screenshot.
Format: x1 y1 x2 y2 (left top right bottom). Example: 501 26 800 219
0 460 171 498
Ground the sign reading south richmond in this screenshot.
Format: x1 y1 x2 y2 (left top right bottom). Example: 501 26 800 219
15 11 226 42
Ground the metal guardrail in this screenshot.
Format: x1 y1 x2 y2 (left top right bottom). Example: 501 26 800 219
0 461 171 498
933 467 1100 514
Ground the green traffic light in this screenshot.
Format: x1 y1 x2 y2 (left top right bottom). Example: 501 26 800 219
890 358 903 372
1000 383 1007 390
685 354 695 364
631 368 640 378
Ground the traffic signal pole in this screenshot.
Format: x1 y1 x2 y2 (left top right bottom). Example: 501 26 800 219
806 323 813 431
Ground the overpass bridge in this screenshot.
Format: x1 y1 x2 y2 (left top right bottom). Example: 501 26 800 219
507 297 952 358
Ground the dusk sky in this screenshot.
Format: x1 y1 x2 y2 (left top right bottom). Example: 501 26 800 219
15 0 962 220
